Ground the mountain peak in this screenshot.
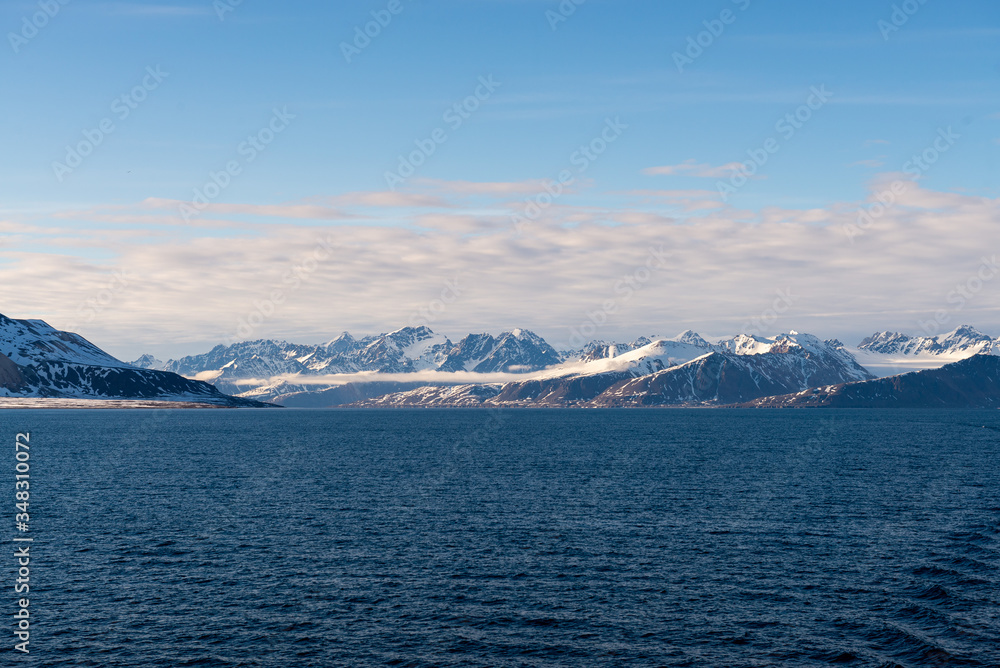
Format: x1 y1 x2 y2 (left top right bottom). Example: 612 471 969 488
394 325 433 334
942 324 986 339
130 353 164 370
857 326 995 359
0 314 128 368
672 329 709 347
326 331 354 343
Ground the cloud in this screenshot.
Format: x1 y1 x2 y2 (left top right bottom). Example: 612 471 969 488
415 178 574 196
147 199 350 220
864 139 891 146
624 189 719 199
98 3 214 17
115 192 451 221
329 192 450 208
851 159 886 168
5 179 1000 362
235 370 551 387
642 160 744 178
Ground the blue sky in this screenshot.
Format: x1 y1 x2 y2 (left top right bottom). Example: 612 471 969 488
1 0 999 359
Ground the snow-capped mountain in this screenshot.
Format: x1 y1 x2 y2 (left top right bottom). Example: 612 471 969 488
144 327 562 398
743 354 1000 408
854 325 1000 376
345 332 875 408
570 336 655 362
717 332 871 384
858 325 997 356
0 314 267 406
149 326 870 406
129 353 164 370
0 314 130 368
561 330 869 383
355 326 452 372
566 330 724 364
12 311 1000 408
438 329 561 372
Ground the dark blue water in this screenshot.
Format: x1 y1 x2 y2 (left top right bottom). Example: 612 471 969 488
3 409 999 667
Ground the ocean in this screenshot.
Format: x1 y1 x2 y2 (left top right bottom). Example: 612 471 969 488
4 409 999 667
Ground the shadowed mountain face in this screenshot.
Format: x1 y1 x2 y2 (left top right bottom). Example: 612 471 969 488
858 325 997 357
0 314 269 406
0 314 128 368
155 327 867 406
0 353 28 392
141 327 560 382
438 330 562 373
272 382 430 408
739 355 1000 408
349 342 877 408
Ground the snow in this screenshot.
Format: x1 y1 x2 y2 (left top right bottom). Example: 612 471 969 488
0 316 130 368
534 340 714 380
850 348 984 377
192 370 226 382
0 398 239 409
855 325 999 376
402 332 450 363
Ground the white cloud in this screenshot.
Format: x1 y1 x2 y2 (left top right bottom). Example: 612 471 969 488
642 160 745 178
415 178 570 196
236 370 547 387
4 179 1000 361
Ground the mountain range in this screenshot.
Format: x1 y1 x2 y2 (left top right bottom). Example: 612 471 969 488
0 314 269 407
3 311 1000 409
348 332 875 408
129 323 1000 408
132 327 562 397
741 354 1000 408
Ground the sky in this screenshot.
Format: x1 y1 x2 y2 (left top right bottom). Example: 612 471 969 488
1 0 998 361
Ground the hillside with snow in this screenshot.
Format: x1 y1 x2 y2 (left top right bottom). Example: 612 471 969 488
852 325 1000 376
286 331 874 408
130 326 875 406
135 326 563 399
9 311 1000 409
0 314 269 406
